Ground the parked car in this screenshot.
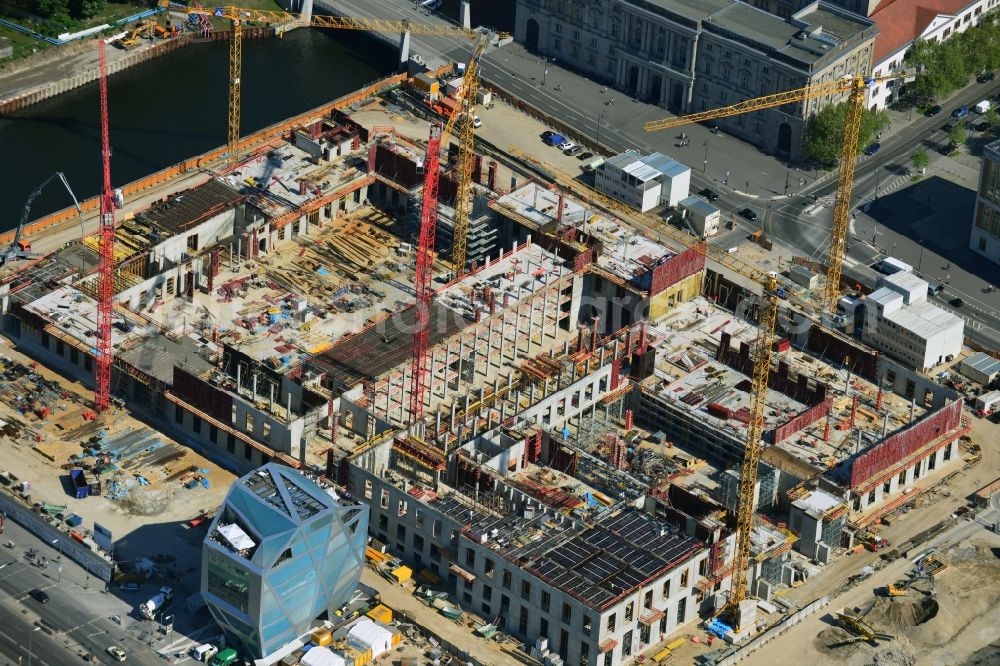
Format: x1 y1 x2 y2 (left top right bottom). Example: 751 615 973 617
541 130 565 147
949 297 964 308
952 105 970 118
28 589 49 604
699 188 720 201
975 121 991 132
943 119 960 132
925 104 942 117
576 151 594 161
564 145 583 156
106 646 127 662
472 116 482 128
739 208 758 222
864 142 881 156
560 141 579 153
978 71 996 83
119 583 139 592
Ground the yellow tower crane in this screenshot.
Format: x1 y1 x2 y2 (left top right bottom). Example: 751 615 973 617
645 73 910 312
441 36 489 272
182 5 478 164
644 71 918 628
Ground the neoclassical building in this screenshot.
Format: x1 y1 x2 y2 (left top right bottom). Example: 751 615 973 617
513 0 877 160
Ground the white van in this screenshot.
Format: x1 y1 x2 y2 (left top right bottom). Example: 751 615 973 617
192 644 219 662
975 100 991 114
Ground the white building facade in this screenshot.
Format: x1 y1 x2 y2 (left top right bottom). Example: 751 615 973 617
595 151 690 212
862 272 963 371
867 0 996 111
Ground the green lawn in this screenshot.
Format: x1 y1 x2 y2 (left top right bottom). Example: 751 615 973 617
0 25 52 62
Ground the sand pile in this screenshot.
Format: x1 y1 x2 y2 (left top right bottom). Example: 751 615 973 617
865 597 938 631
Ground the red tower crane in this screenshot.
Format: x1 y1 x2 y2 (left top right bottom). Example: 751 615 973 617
408 122 443 423
94 41 116 412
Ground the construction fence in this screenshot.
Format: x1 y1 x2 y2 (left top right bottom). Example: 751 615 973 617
0 488 113 581
713 596 829 665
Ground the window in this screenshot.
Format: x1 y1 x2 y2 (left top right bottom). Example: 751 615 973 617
227 434 236 454
206 551 250 613
581 641 590 666
562 602 572 622
519 607 529 634
573 30 580 41
503 569 512 589
943 444 952 461
380 489 390 509
521 580 531 600
607 612 616 632
432 519 442 538
466 548 476 568
677 597 687 623
540 617 549 637
415 509 424 528
243 442 252 460
622 629 633 657
412 533 424 552
430 543 440 561
553 37 562 51
680 570 689 587
898 470 906 486
541 590 551 611
624 601 634 622
583 614 592 635
378 514 388 532
175 403 184 424
485 558 495 579
192 415 202 434
884 480 891 495
555 23 562 33
396 524 406 542
928 453 936 470
663 579 671 597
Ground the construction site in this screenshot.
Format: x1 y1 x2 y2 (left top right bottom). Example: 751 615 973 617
1 8 999 665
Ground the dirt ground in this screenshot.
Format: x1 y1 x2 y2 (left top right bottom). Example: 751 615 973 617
0 338 233 590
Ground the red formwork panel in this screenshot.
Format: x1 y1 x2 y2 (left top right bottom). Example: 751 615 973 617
648 244 706 295
772 397 832 444
850 399 963 488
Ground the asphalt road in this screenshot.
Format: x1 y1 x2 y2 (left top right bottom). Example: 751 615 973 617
0 520 194 666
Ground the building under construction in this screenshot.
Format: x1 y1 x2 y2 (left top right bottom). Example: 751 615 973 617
0 65 976 665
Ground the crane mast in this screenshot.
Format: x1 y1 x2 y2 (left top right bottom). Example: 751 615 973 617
408 123 444 422
95 41 116 412
448 39 487 272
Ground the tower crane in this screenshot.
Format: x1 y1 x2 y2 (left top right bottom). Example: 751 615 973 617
644 72 910 313
408 37 489 423
95 40 117 413
180 5 478 165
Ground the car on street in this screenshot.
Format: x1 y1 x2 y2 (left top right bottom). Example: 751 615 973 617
978 72 996 83
577 151 594 161
864 142 881 156
925 104 942 117
119 582 139 592
564 145 583 156
28 589 49 603
699 188 720 201
949 297 964 308
739 208 758 222
974 121 991 132
106 646 127 662
952 105 970 118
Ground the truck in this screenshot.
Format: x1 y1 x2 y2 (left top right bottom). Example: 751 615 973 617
139 586 173 620
69 469 89 499
208 648 238 666
875 256 912 275
975 99 991 114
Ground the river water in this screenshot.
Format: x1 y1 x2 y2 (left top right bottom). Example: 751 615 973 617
0 0 514 231
0 29 396 230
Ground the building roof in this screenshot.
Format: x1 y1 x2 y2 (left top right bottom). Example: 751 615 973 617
679 196 719 216
606 151 689 183
883 298 963 340
871 0 974 63
961 351 1000 378
868 286 904 308
792 488 843 519
138 179 243 235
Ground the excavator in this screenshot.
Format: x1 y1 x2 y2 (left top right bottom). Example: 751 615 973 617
4 172 84 268
114 20 156 50
833 603 895 646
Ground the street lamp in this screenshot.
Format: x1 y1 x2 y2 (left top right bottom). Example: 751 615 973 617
918 239 924 272
542 57 550 86
703 141 709 173
27 626 40 666
784 168 790 196
596 110 608 148
51 539 62 583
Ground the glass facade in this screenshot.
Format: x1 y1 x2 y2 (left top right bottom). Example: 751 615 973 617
202 464 367 658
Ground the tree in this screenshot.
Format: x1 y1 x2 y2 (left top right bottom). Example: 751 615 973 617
986 107 1000 128
949 123 966 147
72 0 107 19
35 0 70 19
804 102 890 164
911 147 929 172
